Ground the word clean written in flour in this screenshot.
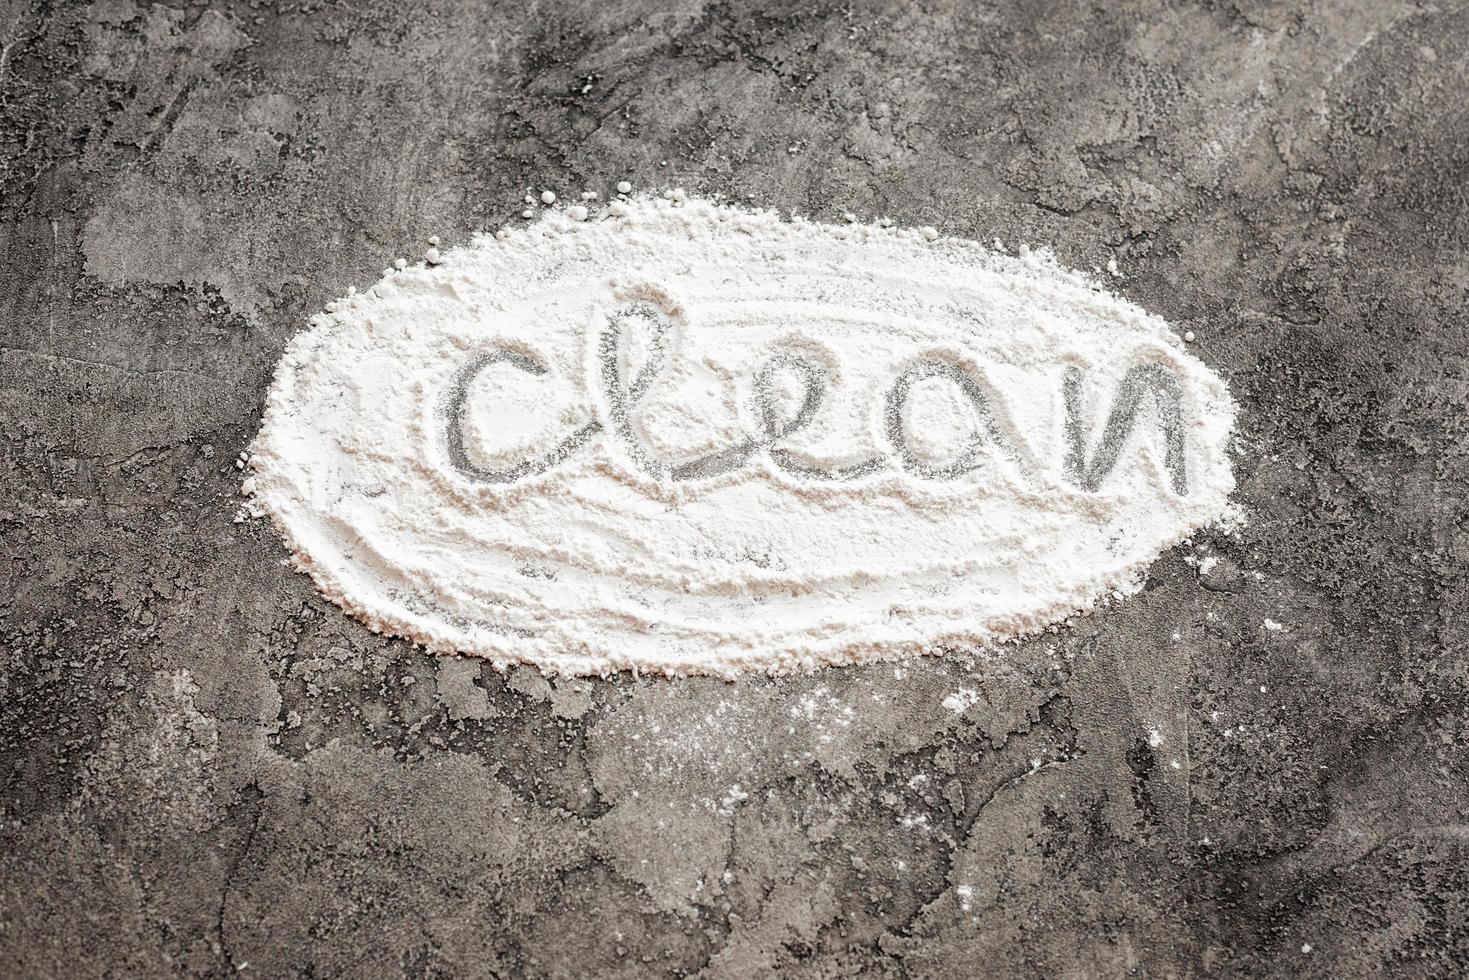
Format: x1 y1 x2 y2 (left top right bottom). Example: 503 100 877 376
444 302 1189 494
247 195 1237 677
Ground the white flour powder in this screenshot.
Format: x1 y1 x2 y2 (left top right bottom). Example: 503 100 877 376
247 195 1236 677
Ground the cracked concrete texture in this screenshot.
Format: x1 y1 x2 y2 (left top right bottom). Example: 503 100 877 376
2 0 1468 976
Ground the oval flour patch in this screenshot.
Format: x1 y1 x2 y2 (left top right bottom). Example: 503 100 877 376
247 196 1236 677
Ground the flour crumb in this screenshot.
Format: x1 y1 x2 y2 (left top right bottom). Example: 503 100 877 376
942 689 981 714
719 784 748 812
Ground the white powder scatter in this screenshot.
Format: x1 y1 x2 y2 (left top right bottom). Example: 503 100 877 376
617 180 632 194
540 190 556 205
1264 618 1284 631
787 686 855 742
1147 728 1166 748
1197 555 1218 576
248 195 1237 677
942 688 981 714
718 784 748 813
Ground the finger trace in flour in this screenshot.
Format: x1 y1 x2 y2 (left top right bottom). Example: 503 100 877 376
247 195 1236 677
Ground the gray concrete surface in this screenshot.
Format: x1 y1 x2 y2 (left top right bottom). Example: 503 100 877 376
3 1 1467 976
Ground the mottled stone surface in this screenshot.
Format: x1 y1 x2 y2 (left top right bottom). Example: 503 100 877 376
3 1 1468 977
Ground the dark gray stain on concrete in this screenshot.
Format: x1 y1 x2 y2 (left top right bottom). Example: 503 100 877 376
3 1 1468 977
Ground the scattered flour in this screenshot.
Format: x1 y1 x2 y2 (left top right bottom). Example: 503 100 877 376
247 195 1237 677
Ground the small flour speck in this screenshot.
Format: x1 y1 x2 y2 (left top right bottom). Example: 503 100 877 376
942 689 981 714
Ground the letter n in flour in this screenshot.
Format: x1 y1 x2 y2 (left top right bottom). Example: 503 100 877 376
1063 364 1188 495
